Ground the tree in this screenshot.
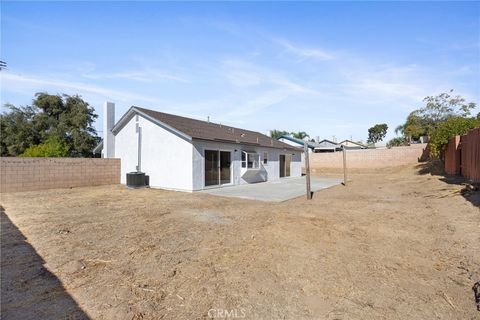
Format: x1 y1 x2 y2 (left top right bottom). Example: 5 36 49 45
397 90 476 141
21 137 69 157
0 104 41 156
1 93 99 157
269 129 290 139
386 137 409 148
291 131 309 140
367 123 388 143
428 117 480 157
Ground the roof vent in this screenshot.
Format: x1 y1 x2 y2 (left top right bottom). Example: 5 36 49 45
241 133 245 137
207 116 210 123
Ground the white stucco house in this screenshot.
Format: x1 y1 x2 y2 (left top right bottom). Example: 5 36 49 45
94 102 302 191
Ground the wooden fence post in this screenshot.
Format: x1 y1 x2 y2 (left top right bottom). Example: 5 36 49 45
305 142 312 199
303 141 312 200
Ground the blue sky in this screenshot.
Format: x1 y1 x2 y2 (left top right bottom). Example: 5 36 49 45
2 1 479 143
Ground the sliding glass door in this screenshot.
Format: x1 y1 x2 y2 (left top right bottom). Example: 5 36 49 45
219 151 231 184
205 150 231 186
205 150 220 186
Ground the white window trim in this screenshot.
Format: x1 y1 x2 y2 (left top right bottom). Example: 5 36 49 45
241 151 261 169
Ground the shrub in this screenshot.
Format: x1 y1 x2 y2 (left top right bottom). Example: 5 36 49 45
20 137 69 157
429 117 480 157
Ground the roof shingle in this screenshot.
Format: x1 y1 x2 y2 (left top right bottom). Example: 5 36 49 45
133 107 300 151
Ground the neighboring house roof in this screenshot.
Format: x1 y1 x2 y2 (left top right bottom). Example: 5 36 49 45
101 106 301 151
277 135 315 150
317 139 340 146
367 142 386 149
339 140 367 148
315 139 343 151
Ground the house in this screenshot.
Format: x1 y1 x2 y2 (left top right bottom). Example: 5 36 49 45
366 142 387 149
314 139 343 153
277 135 315 153
95 102 302 191
339 140 367 150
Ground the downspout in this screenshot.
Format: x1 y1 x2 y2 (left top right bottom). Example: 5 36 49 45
136 117 142 172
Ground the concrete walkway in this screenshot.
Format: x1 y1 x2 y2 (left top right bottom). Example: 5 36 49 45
200 176 343 202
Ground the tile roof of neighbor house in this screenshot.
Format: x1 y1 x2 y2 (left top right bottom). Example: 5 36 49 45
114 106 301 151
277 135 316 149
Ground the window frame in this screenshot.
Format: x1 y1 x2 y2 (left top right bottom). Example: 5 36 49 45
241 151 261 169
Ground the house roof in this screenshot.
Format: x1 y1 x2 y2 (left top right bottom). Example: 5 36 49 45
110 106 301 151
315 139 343 151
277 135 315 150
339 140 367 148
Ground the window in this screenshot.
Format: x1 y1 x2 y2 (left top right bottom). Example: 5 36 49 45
263 152 268 164
242 151 260 169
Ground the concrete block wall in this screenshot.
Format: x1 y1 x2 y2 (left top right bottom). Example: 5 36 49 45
0 157 121 193
308 144 427 170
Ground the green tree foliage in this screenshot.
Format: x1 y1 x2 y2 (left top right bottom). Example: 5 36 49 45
21 137 69 157
397 90 476 141
428 117 480 157
0 104 41 156
395 113 428 141
1 93 99 157
367 123 388 143
291 131 309 140
386 137 409 148
269 129 290 139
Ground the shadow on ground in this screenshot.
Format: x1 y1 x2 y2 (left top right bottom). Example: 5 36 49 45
416 160 480 207
1 206 90 320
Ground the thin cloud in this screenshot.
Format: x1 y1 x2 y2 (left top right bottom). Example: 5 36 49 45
274 38 334 61
1 71 163 105
81 69 189 83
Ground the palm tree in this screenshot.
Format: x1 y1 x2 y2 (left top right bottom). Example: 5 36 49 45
291 131 309 140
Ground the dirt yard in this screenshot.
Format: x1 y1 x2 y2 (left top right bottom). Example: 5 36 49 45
1 163 479 320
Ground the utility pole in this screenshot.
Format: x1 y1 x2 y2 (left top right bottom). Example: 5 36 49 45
304 142 312 199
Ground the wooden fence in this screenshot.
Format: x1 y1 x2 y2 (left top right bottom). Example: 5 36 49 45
444 127 480 182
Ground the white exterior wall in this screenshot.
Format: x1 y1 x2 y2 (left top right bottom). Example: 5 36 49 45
114 114 193 191
103 102 116 158
192 140 301 191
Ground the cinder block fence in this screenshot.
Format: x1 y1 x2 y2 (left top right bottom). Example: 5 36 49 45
308 144 427 170
0 157 121 193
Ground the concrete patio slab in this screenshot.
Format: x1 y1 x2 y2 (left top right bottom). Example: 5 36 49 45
200 176 343 202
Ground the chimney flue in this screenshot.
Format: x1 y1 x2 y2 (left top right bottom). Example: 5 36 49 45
207 116 210 123
103 102 115 158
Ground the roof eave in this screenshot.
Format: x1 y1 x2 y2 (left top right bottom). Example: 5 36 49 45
111 106 192 142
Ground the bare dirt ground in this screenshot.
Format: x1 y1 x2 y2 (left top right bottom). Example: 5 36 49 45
1 163 479 320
